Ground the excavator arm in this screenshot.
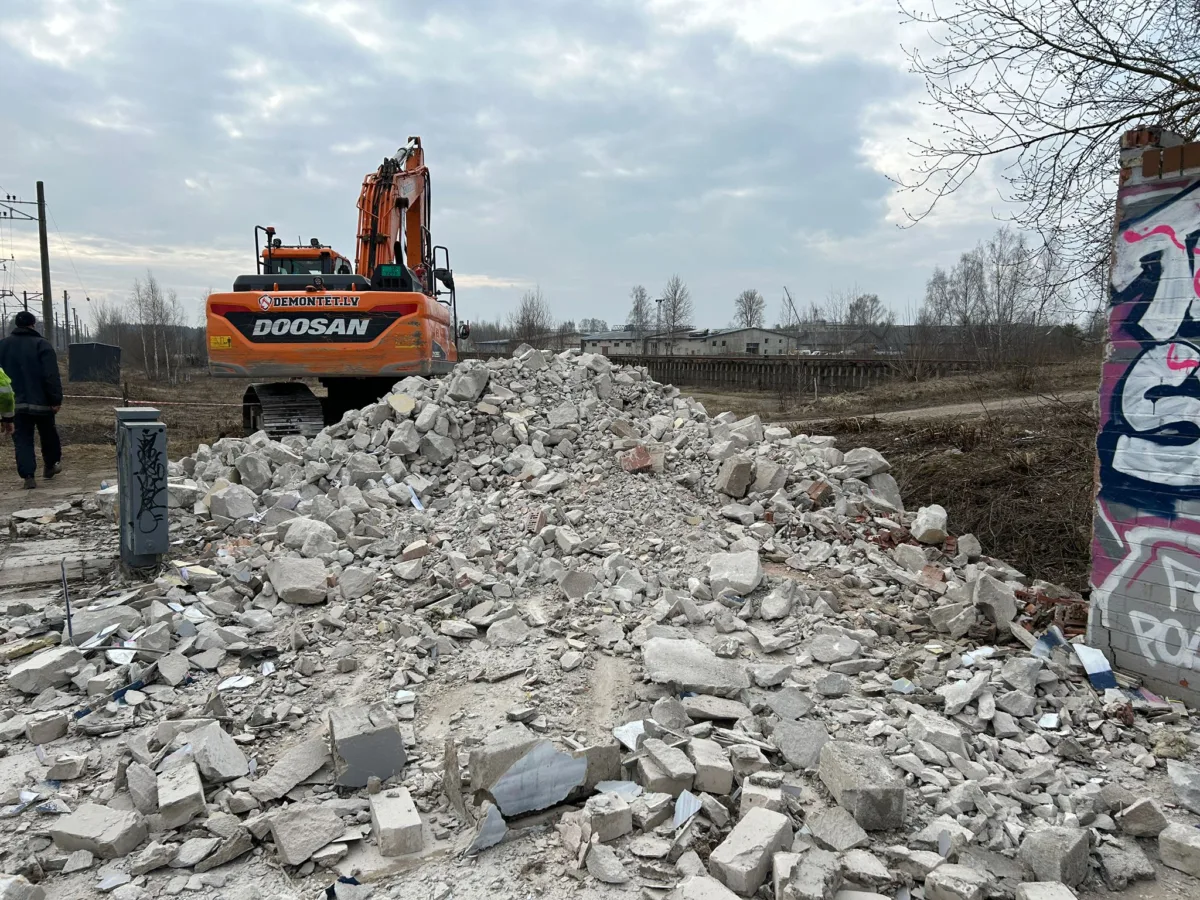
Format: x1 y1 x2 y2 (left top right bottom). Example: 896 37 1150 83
355 136 432 292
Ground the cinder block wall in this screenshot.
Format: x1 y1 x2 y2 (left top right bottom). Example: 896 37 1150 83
1090 127 1200 705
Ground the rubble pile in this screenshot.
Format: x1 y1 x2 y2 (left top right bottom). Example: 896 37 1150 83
1 346 1199 900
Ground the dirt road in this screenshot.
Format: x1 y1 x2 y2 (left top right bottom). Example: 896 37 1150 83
789 388 1095 427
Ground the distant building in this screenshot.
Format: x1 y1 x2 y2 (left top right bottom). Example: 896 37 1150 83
675 327 800 356
581 330 642 355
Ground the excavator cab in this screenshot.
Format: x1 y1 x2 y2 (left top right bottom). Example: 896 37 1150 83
256 228 353 277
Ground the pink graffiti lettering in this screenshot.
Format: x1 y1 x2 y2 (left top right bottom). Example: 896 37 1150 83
1166 343 1200 371
1123 224 1187 251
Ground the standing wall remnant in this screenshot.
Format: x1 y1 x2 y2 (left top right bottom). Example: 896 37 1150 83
1090 127 1200 705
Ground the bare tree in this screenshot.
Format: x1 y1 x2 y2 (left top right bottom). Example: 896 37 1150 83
920 226 1069 362
578 317 608 334
507 286 555 345
898 0 1200 305
627 285 652 338
660 274 693 354
733 289 766 329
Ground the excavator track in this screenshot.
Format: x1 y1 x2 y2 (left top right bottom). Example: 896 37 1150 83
242 383 325 439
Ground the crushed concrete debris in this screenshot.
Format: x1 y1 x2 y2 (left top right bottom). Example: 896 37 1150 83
0 347 1198 900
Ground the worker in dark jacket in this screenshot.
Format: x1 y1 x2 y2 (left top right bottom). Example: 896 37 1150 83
0 311 63 489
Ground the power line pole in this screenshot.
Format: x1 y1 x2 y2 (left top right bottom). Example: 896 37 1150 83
36 182 53 344
63 289 71 347
0 185 53 339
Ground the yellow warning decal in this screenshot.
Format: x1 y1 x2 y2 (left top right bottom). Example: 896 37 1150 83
209 335 232 349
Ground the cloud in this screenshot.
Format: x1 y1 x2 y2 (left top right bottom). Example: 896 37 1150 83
0 0 1022 333
0 0 121 69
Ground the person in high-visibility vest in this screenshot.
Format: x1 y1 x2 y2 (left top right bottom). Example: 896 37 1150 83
0 366 14 427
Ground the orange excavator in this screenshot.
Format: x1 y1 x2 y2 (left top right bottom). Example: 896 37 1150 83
206 137 465 436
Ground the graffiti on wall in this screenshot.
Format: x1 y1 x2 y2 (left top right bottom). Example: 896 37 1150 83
1093 173 1200 677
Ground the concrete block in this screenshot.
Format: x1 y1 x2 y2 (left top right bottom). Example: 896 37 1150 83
8 646 84 694
708 550 763 596
643 637 751 698
584 792 633 842
1015 885 1078 900
788 847 842 900
709 807 793 896
670 876 741 900
912 505 948 543
49 803 147 859
905 707 970 759
808 806 868 852
1018 828 1089 887
637 754 693 797
25 711 68 744
370 788 423 857
157 761 206 829
773 719 830 770
740 781 784 816
188 721 249 783
645 739 696 782
817 742 905 831
0 875 45 900
265 557 327 604
468 723 538 792
1160 822 1200 877
329 702 406 787
715 456 754 498
1118 798 1169 837
925 865 991 900
270 803 345 866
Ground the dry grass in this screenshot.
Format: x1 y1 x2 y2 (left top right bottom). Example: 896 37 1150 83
58 366 245 456
690 357 1100 423
828 402 1098 591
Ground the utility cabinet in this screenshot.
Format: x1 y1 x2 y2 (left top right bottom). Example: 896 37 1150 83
115 407 168 569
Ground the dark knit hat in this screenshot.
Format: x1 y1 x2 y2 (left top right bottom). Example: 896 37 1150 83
14 311 36 327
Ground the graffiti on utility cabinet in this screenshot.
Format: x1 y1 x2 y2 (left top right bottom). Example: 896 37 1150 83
1092 166 1200 687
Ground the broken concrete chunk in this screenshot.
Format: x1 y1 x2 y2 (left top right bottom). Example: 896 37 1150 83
1160 822 1200 877
8 646 84 694
709 807 793 896
49 804 147 859
468 723 539 792
370 788 423 857
248 736 330 802
269 804 345 866
686 738 733 795
1014 886 1078 900
265 557 327 605
972 575 1018 625
708 550 763 596
807 806 868 852
586 842 629 884
1118 797 1168 837
924 865 991 900
1018 828 1089 887
0 875 45 900
643 637 750 697
188 721 249 783
157 761 207 829
787 845 842 900
818 742 905 830
911 505 948 544
773 719 830 770
329 702 406 788
715 456 754 499
584 792 633 842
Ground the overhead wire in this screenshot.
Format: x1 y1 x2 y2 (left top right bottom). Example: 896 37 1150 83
47 205 92 302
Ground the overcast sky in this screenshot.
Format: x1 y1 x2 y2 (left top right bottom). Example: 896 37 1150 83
0 0 1014 331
